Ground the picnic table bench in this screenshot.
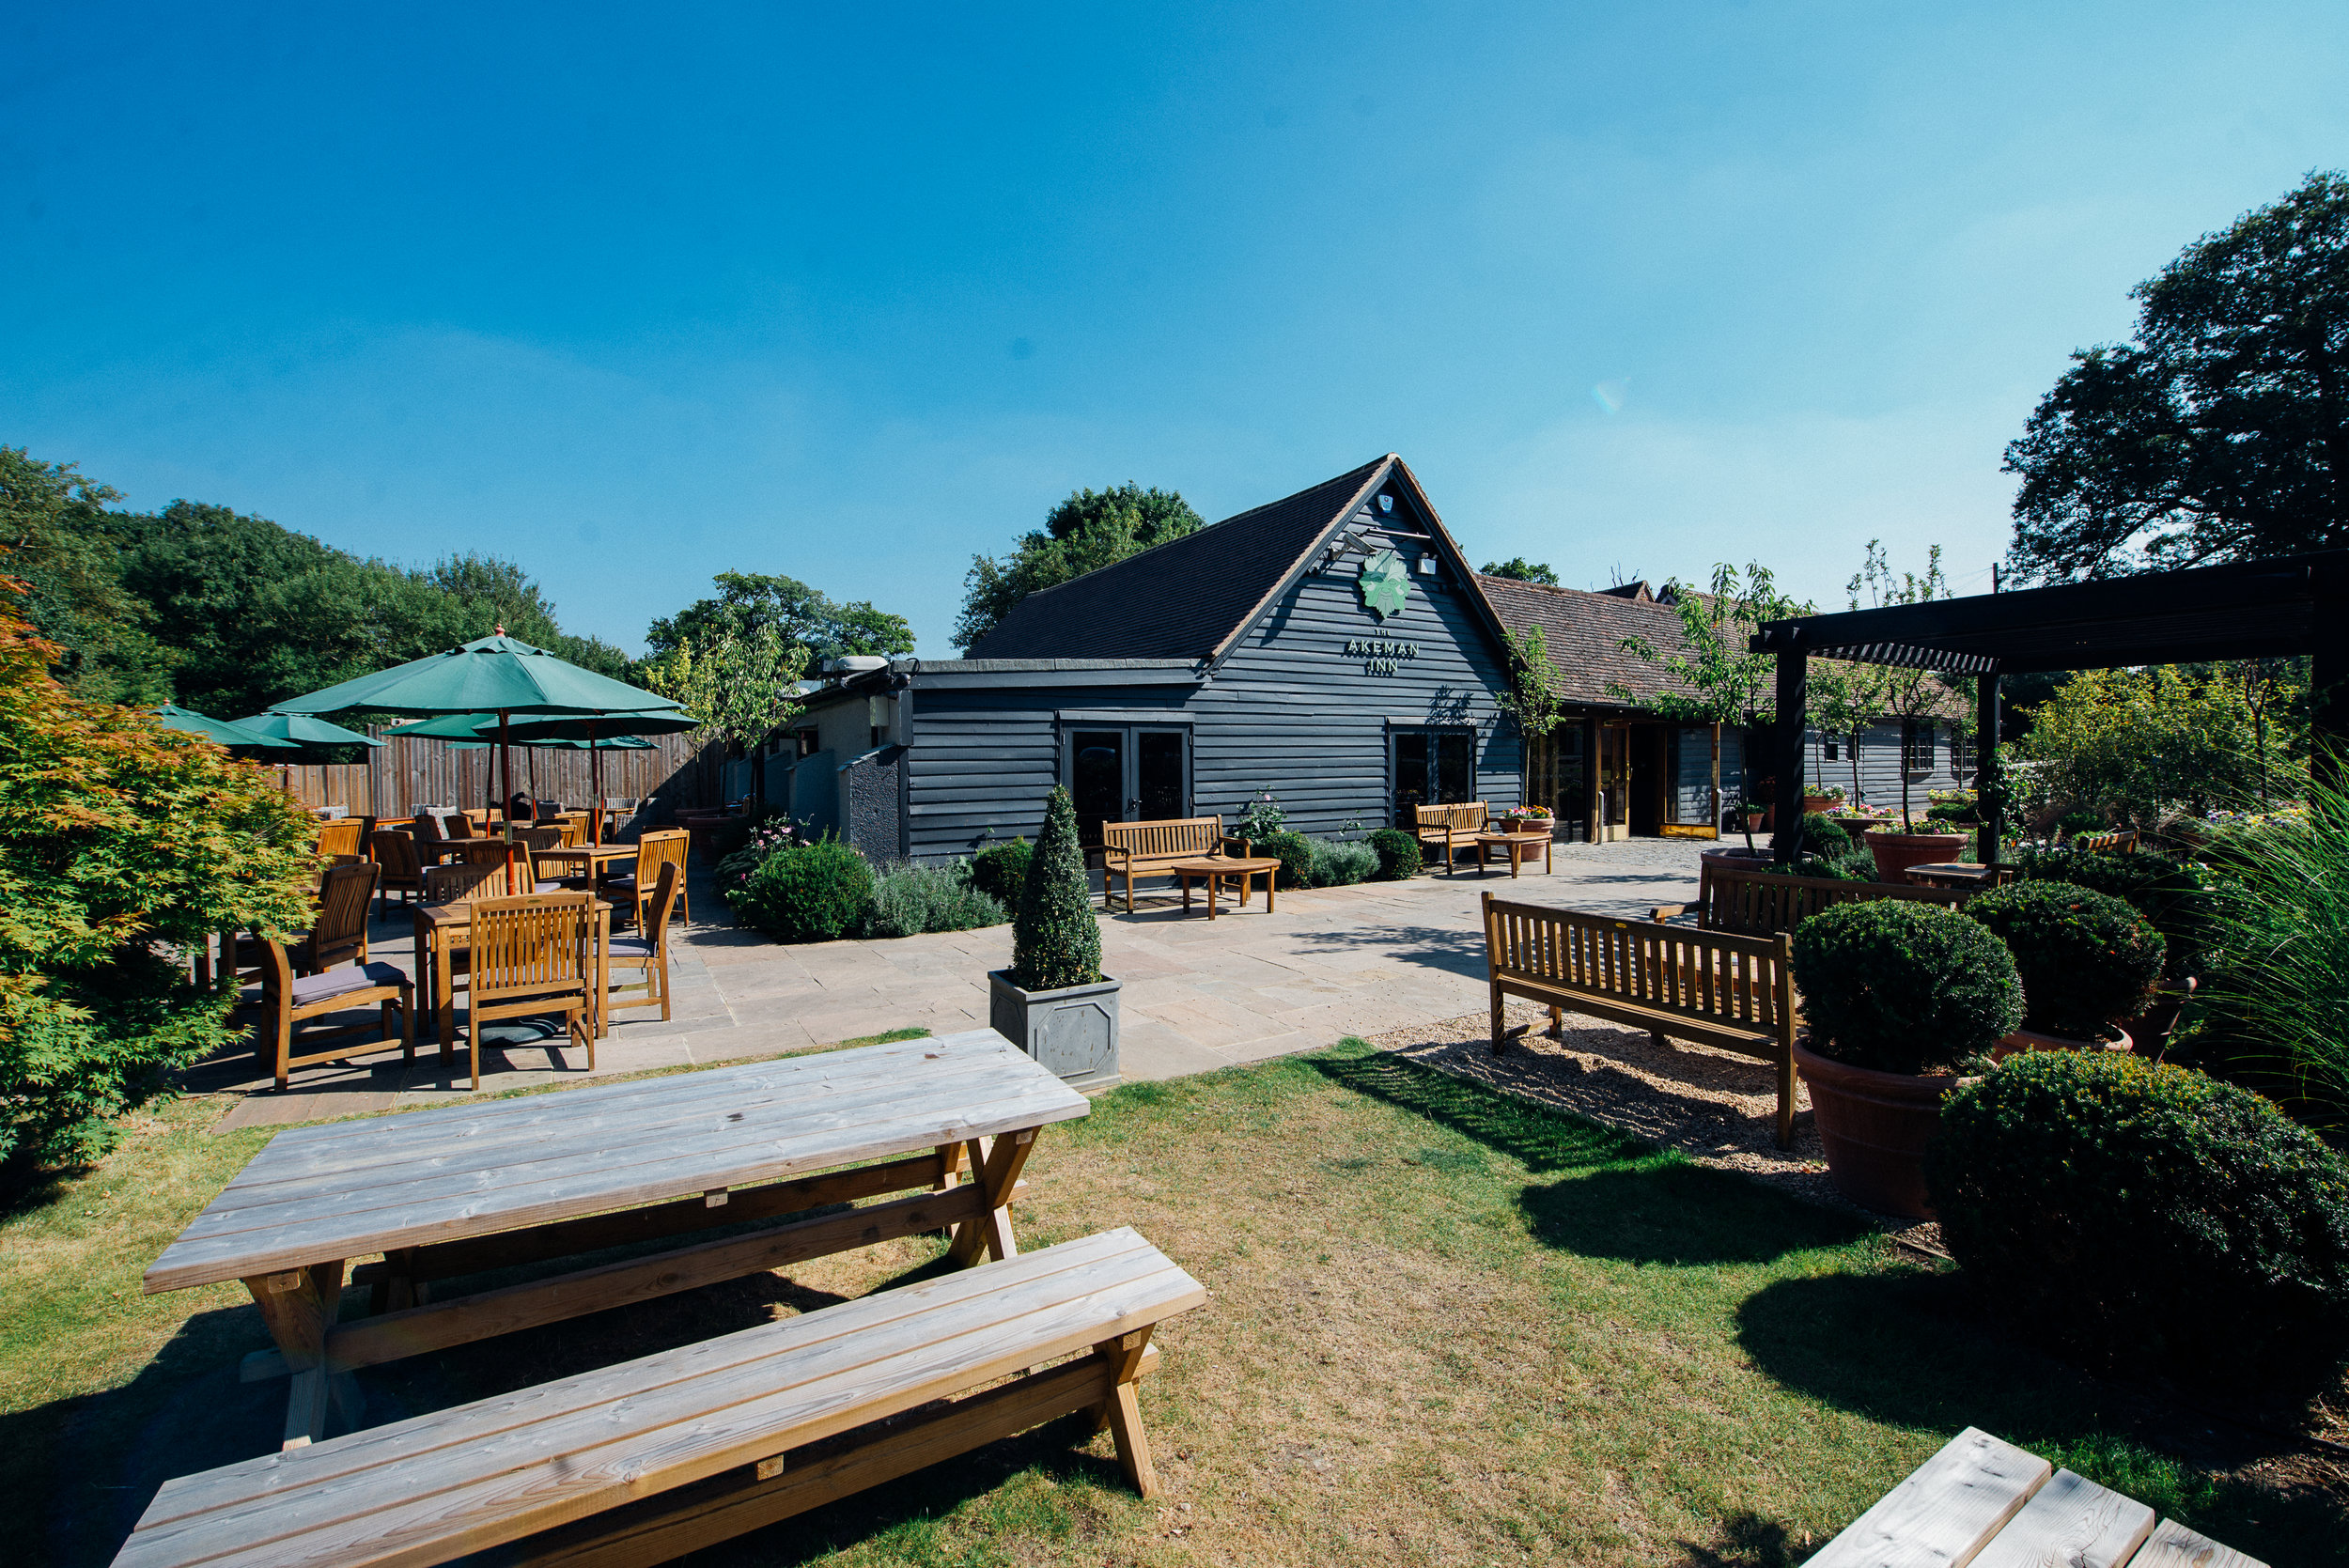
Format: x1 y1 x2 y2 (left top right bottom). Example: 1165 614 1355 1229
114 1228 1205 1568
1100 817 1249 911
1484 894 1799 1145
142 1030 1089 1452
1806 1426 2263 1568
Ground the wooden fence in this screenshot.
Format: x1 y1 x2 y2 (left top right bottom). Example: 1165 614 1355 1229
270 728 726 817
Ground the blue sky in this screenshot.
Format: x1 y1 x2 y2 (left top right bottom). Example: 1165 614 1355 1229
5 3 2346 656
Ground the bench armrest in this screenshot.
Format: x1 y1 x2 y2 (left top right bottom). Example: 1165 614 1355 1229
1650 904 1691 922
1219 836 1252 858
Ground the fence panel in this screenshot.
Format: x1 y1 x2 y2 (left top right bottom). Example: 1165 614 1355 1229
270 731 723 817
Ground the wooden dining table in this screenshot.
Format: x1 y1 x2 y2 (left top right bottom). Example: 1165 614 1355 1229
412 896 612 1049
141 1030 1090 1450
531 842 639 883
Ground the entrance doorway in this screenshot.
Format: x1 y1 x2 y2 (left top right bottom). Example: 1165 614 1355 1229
1392 728 1475 826
1067 727 1189 846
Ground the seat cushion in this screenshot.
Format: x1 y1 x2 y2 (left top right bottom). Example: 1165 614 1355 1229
607 936 657 959
277 962 409 1008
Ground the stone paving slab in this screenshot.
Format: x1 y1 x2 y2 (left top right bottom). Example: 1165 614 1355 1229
202 837 1707 1125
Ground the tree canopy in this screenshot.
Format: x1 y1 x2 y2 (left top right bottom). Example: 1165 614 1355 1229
2004 170 2349 582
955 482 1204 651
645 571 913 670
1 444 634 718
1480 557 1559 585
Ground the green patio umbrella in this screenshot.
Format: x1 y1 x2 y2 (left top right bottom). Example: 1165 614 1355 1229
156 704 300 749
384 714 665 825
275 632 680 857
232 711 384 748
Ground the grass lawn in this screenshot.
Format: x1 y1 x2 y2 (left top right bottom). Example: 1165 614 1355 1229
5 1037 2342 1566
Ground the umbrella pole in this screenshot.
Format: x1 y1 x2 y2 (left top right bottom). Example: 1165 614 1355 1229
499 709 516 894
589 722 602 846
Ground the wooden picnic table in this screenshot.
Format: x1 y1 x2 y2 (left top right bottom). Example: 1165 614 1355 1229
141 1029 1090 1452
1906 861 1999 891
1168 855 1282 918
413 897 613 1049
1474 830 1553 877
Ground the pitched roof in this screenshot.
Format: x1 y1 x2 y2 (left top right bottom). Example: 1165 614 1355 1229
1473 573 1699 709
963 458 1391 660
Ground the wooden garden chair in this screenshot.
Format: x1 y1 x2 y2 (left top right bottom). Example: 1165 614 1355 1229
316 815 366 860
463 893 597 1087
305 862 378 974
601 827 691 931
366 830 427 914
604 861 680 1024
246 936 414 1092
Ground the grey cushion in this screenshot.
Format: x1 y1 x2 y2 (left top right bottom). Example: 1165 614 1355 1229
242 962 409 1010
608 937 657 959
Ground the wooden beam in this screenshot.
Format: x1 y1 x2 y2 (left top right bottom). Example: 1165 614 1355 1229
1768 647 1807 865
1976 673 2002 865
2312 566 2349 790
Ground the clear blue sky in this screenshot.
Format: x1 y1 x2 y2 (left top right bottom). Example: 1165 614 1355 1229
6 3 2346 655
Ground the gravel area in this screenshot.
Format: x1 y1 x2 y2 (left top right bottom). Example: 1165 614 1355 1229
1364 999 1945 1250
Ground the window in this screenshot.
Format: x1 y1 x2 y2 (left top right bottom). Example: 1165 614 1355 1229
1824 738 1841 763
794 727 818 757
1951 730 1977 780
1065 726 1189 846
1901 719 1935 773
1392 728 1475 826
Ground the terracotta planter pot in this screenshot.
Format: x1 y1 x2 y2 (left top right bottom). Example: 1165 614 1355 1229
1990 1024 2133 1063
1864 831 1968 886
2119 979 2196 1059
1702 846 1774 867
1792 1039 1971 1219
1800 795 1839 815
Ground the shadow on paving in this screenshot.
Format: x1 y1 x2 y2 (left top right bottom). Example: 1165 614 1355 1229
1282 921 1490 979
1737 1271 2349 1563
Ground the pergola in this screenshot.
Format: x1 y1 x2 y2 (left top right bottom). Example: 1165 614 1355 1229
1750 549 2349 865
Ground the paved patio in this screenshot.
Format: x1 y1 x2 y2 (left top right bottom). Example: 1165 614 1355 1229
200 837 1710 1129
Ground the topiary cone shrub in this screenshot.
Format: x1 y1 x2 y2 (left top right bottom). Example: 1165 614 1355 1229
1011 785 1101 992
1928 1050 2349 1390
1962 880 2164 1039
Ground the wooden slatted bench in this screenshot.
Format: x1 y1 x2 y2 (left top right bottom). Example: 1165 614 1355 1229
2071 828 2141 854
1101 817 1248 911
1415 801 1489 872
113 1228 1206 1568
1806 1426 2263 1568
1483 894 1798 1146
1652 857 1970 936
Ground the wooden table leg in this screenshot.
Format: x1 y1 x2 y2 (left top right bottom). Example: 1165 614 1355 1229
947 1127 1037 1265
1267 872 1276 915
596 908 611 1041
244 1261 350 1450
435 928 456 1062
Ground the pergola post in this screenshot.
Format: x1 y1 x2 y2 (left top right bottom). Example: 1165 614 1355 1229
1974 673 2001 865
2315 565 2348 788
1768 645 1808 865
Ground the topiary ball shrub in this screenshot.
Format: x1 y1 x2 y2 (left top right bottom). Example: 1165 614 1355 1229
2004 845 2212 979
1800 814 1853 859
1011 786 1101 992
970 837 1032 907
739 837 875 942
1366 828 1423 880
1258 830 1314 889
1928 1050 2349 1389
1791 900 2024 1075
1963 880 2165 1038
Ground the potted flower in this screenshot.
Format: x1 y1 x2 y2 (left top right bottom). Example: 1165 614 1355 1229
988 785 1121 1088
1499 805 1555 835
1789 899 2024 1218
1801 784 1843 815
1961 881 2164 1060
1860 814 1968 885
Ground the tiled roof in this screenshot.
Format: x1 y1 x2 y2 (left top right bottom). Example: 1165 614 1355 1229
962 458 1390 660
1473 573 1698 708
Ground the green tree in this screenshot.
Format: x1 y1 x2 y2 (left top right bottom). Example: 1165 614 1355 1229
955 483 1203 651
1480 557 1560 585
1846 540 1973 828
646 571 913 669
643 627 808 805
0 585 316 1172
0 448 169 704
1611 562 1812 847
2015 665 2279 830
1497 625 1566 742
2005 170 2349 582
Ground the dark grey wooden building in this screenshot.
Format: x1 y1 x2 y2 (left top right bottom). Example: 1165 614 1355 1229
782 455 1526 862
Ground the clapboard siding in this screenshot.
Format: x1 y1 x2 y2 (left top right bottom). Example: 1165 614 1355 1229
1803 720 1970 810
902 532 1520 860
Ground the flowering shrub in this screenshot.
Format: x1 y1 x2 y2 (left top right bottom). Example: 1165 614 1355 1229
714 817 809 909
1236 789 1286 842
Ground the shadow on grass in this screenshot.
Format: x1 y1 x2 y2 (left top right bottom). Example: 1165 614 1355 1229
1309 1048 1648 1173
1520 1162 1871 1266
1737 1271 2349 1563
1672 1511 1797 1568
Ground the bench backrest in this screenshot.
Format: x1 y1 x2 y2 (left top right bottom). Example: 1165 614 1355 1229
1415 801 1488 835
1483 895 1794 1039
1694 860 1968 937
1102 816 1222 862
2070 829 2139 854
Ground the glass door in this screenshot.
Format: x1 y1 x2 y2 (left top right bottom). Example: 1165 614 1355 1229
1067 726 1190 846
